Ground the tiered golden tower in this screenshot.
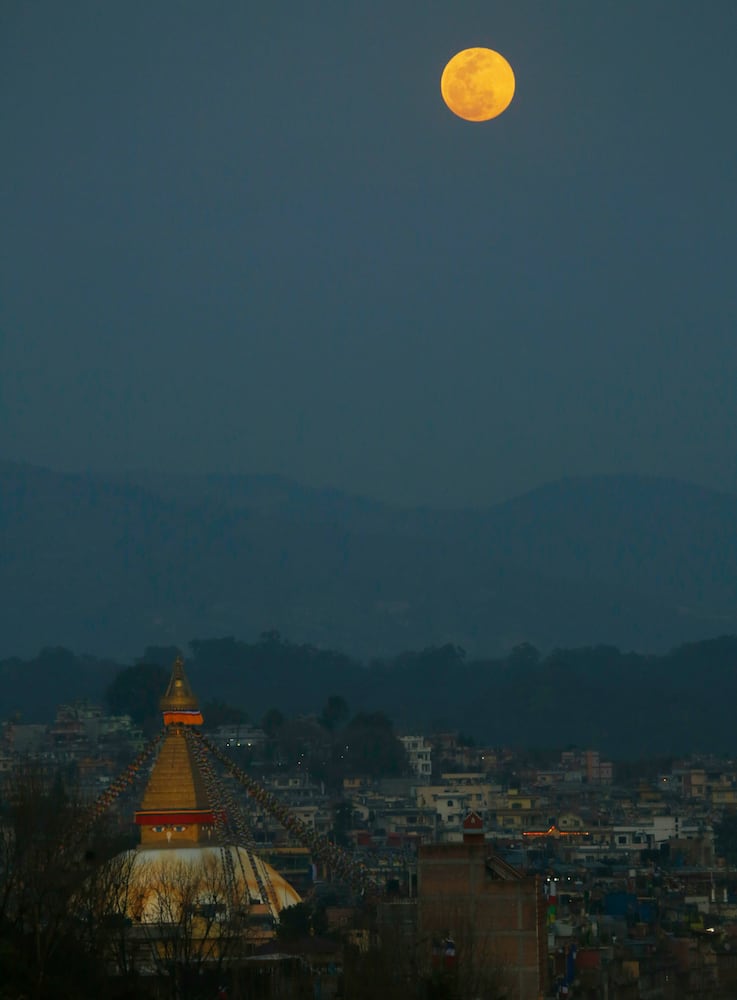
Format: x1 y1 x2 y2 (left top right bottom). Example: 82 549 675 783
134 657 215 846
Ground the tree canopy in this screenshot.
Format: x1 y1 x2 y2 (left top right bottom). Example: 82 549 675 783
105 662 169 731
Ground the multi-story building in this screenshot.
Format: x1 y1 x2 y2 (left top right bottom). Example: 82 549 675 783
416 775 494 837
399 735 432 782
560 748 613 784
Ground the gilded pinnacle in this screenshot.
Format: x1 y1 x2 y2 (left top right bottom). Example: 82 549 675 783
159 656 200 713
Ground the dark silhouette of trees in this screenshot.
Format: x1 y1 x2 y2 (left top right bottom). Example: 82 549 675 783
106 662 169 732
261 707 285 736
507 641 541 668
277 717 331 772
136 645 183 667
201 699 247 729
343 711 408 778
320 694 349 732
12 633 737 755
0 766 124 999
275 902 312 942
331 798 353 847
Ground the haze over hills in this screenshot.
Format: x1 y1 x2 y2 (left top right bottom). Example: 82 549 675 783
2 460 737 661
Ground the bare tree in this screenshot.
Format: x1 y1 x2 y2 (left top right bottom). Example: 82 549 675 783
419 900 517 1000
0 765 115 999
127 852 252 999
73 848 141 986
340 900 514 1000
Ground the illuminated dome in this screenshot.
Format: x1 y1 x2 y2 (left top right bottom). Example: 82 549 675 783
122 846 301 924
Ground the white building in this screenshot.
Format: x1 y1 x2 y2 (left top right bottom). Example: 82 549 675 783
611 815 706 850
400 735 432 782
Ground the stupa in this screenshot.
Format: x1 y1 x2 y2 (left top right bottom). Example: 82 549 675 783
120 657 301 927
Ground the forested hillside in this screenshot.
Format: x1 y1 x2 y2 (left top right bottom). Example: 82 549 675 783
3 634 737 758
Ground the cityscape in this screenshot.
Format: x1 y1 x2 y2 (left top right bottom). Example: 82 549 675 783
3 652 737 997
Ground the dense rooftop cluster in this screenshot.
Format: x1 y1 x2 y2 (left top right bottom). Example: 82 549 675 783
4 691 737 996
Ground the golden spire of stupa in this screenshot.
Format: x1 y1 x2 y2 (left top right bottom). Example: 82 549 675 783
135 657 213 845
160 656 203 726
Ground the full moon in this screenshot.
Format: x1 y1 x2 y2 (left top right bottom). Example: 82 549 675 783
440 47 515 122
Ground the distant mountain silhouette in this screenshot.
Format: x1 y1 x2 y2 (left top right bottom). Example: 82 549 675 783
2 460 737 660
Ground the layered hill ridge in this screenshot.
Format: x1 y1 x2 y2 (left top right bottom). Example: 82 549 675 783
2 460 737 660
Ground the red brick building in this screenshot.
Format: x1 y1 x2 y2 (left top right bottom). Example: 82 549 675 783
418 839 547 999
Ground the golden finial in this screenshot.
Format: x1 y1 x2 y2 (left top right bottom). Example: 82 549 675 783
160 656 203 725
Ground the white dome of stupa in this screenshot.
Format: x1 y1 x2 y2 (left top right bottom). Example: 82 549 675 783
121 845 301 924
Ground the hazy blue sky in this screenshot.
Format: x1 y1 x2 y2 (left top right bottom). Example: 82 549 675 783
2 1 736 506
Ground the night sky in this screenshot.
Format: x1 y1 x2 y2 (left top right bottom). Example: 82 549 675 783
2 2 736 507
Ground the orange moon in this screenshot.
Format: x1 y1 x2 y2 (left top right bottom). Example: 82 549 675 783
440 47 515 122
